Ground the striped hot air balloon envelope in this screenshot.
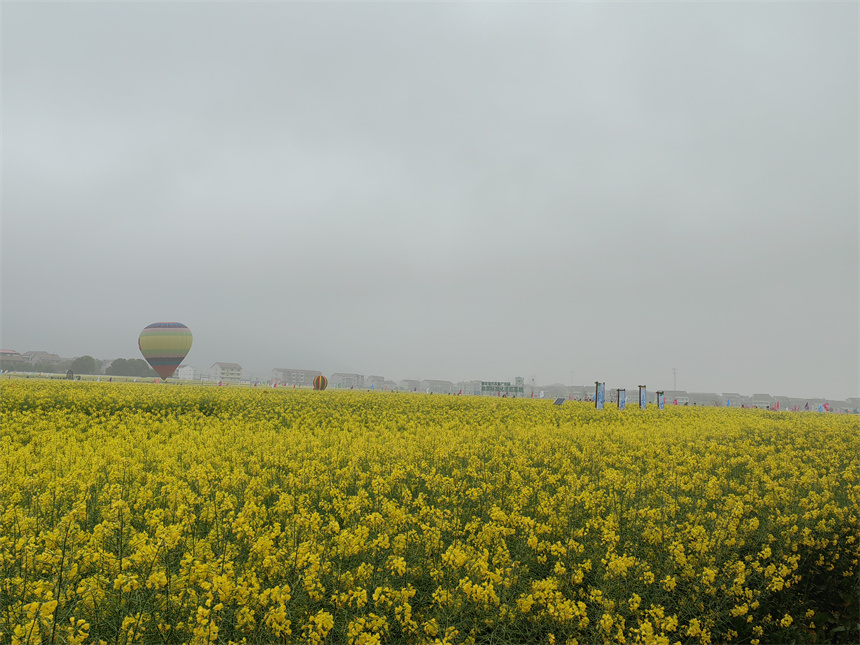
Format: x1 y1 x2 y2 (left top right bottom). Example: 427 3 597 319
138 322 193 380
313 375 327 391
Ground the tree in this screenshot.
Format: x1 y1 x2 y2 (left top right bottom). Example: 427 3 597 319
69 355 100 375
105 358 156 377
125 359 156 377
43 360 72 374
105 358 128 376
16 360 69 374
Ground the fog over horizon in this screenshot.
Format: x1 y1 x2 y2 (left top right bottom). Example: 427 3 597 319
2 3 858 400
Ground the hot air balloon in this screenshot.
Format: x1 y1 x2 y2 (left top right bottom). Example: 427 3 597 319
138 322 193 380
313 375 327 391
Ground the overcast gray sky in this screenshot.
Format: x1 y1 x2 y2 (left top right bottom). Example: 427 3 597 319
2 2 858 399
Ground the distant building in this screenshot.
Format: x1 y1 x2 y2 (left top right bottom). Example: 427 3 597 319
771 396 795 410
175 365 195 380
722 393 742 407
272 368 322 387
383 380 398 391
568 386 591 401
211 362 242 383
0 350 26 370
751 393 773 409
457 380 482 396
831 400 850 413
21 351 62 365
366 375 385 390
662 391 690 406
688 392 721 406
537 384 569 400
420 379 454 394
398 379 419 392
803 398 827 410
607 387 653 405
330 373 364 389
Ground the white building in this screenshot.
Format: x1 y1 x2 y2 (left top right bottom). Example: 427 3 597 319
662 391 690 406
366 375 385 390
420 379 454 394
722 393 742 407
688 392 721 406
457 380 482 396
568 386 591 401
175 365 195 380
211 362 243 383
539 384 571 400
751 393 773 409
330 373 364 389
271 368 321 387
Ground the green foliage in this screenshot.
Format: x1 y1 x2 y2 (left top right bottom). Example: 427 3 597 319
35 359 72 373
105 358 156 377
8 360 72 374
69 355 100 375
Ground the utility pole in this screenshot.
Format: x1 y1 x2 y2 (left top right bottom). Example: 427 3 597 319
673 367 677 391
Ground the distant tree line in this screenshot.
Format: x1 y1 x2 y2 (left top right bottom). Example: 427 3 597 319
69 356 101 375
1 359 73 373
3 356 156 377
104 358 156 377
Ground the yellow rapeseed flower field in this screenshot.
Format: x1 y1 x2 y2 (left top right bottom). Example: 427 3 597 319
1 381 857 644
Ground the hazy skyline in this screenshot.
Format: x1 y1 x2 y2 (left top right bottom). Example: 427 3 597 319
3 3 858 400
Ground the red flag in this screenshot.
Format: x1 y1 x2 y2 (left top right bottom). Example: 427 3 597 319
458 389 462 395
823 402 830 412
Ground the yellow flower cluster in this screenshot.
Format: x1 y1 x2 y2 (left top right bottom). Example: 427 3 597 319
1 381 857 644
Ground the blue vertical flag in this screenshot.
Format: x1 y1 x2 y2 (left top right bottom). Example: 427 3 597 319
618 389 626 410
639 385 647 409
595 382 605 410
657 391 664 410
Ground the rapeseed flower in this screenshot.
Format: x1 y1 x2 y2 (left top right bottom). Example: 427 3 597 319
0 381 857 644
